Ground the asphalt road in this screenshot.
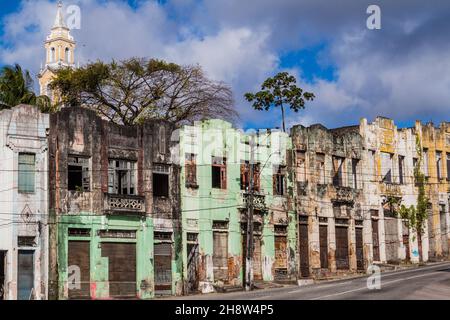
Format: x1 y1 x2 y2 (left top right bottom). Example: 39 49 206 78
166 261 450 300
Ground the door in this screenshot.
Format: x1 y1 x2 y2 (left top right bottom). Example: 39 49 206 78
213 232 228 282
154 243 172 294
101 243 136 298
274 236 288 270
299 223 310 277
241 234 263 282
18 250 34 300
355 227 364 271
252 236 262 281
335 226 349 270
187 243 199 293
0 251 5 300
319 225 328 269
403 234 410 261
68 241 90 299
372 219 380 261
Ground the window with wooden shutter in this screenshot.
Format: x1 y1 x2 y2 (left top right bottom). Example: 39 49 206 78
18 153 35 193
296 151 306 182
240 161 260 192
185 153 198 188
212 157 226 189
68 156 90 192
332 156 344 187
273 165 286 196
108 159 137 195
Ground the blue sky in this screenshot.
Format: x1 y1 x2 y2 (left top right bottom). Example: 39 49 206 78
0 0 449 130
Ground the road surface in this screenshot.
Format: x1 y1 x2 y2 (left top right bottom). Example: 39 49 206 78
166 261 450 300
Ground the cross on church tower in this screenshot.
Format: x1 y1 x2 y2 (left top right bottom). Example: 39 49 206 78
38 1 77 103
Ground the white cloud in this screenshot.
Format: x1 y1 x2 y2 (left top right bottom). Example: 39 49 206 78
1 0 449 129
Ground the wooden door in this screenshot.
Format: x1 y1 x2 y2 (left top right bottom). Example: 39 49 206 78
253 237 262 280
355 227 364 271
319 225 328 269
17 250 34 300
154 243 172 294
101 243 136 298
299 224 310 277
213 232 228 282
403 234 410 261
274 235 288 269
68 241 90 299
335 226 349 270
372 219 380 261
187 243 199 293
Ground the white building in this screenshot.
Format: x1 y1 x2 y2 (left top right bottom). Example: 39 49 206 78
0 105 49 300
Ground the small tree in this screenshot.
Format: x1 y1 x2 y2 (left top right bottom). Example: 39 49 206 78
398 136 429 239
244 72 315 132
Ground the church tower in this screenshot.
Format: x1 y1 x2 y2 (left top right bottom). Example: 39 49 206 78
38 1 76 103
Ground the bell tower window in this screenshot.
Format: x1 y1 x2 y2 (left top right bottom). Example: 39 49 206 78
65 48 71 63
50 48 56 62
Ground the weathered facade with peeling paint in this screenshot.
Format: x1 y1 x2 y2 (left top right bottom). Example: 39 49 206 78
47 107 181 299
0 105 49 300
415 121 450 260
290 124 367 279
175 120 296 293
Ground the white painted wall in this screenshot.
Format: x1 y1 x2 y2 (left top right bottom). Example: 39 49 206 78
0 105 49 300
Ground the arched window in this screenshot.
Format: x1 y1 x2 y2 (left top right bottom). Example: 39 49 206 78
65 48 71 63
50 48 56 62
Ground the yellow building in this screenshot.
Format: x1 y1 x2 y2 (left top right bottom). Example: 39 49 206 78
38 1 76 104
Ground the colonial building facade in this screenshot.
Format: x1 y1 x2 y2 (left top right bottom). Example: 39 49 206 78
0 105 49 300
47 107 180 299
175 119 296 293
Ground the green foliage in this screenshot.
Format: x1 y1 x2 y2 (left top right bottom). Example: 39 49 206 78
50 58 236 126
0 64 52 112
397 136 429 237
244 72 315 132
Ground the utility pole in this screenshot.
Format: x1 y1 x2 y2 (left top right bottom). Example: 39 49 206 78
245 134 255 291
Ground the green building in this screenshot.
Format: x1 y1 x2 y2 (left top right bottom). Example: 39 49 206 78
176 119 297 293
48 107 182 299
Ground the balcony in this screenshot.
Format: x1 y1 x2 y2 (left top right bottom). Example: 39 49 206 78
240 192 266 211
104 193 146 216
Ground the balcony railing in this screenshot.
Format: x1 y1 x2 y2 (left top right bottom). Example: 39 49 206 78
240 192 266 211
104 193 146 215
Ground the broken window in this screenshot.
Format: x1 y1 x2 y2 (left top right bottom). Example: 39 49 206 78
68 156 90 191
423 148 429 177
350 159 359 189
153 164 170 197
296 150 306 182
273 165 286 196
436 151 443 180
368 150 376 181
381 152 393 183
212 157 227 189
398 155 405 185
18 153 35 193
185 153 198 188
316 153 326 184
108 159 137 195
332 156 344 187
240 161 260 192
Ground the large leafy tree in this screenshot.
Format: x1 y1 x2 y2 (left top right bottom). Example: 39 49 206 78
0 64 51 111
244 72 315 132
50 58 237 126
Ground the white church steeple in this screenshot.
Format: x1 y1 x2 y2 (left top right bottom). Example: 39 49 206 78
38 1 76 102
